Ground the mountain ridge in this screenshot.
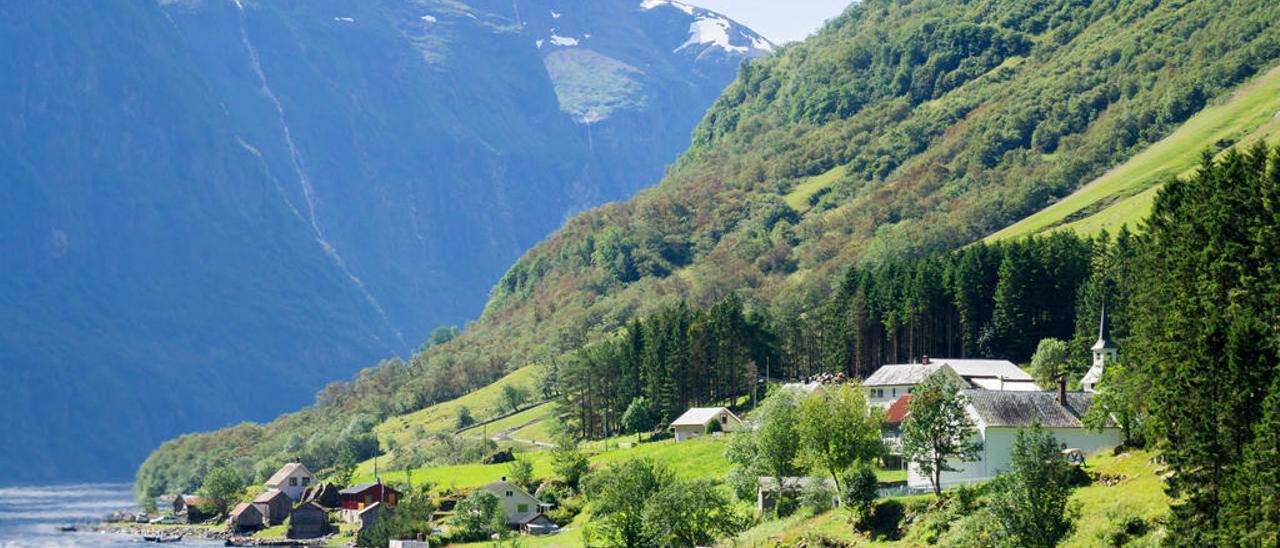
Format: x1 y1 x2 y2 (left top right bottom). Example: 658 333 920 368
134 0 1280 496
0 0 766 484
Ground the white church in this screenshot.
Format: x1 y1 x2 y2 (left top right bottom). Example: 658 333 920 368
904 308 1123 490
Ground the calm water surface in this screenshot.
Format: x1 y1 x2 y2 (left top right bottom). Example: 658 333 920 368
0 483 219 547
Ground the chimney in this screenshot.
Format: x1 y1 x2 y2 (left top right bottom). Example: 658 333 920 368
501 476 507 482
921 355 930 365
1056 374 1067 405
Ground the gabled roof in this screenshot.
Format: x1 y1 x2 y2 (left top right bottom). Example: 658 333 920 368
865 359 1033 387
482 480 540 502
863 363 948 386
358 501 383 516
178 494 206 507
670 407 739 427
884 395 912 425
339 482 390 495
964 390 1109 428
780 381 827 394
266 462 310 486
229 502 262 519
254 489 291 504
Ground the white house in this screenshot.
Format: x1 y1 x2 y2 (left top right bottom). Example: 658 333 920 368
481 477 553 528
670 407 742 441
265 462 313 501
864 358 1038 408
906 387 1122 490
1082 305 1118 393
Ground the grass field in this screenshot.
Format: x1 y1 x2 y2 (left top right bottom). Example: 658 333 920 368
718 449 1169 547
458 401 556 441
358 365 547 474
988 64 1280 242
784 165 846 211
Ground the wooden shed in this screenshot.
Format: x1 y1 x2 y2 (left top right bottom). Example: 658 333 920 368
253 489 293 526
172 494 210 524
287 502 332 539
227 502 265 534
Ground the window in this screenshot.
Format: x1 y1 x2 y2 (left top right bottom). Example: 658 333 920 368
720 416 726 423
517 504 528 513
289 477 298 487
364 495 372 505
892 388 897 397
302 477 310 486
506 491 513 497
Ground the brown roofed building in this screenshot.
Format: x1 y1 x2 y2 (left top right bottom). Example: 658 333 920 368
287 502 332 539
253 489 292 526
173 494 210 524
227 502 265 534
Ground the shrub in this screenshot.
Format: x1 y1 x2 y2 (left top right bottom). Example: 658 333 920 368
800 476 836 514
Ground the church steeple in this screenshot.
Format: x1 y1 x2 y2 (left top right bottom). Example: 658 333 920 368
1083 301 1117 392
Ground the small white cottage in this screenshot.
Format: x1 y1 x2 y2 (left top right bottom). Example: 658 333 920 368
670 407 742 441
265 461 313 501
481 477 553 528
906 386 1122 490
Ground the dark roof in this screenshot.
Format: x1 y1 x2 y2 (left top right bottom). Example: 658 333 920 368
1092 302 1116 351
229 502 262 519
884 395 912 425
519 513 555 526
964 390 1108 428
338 482 378 495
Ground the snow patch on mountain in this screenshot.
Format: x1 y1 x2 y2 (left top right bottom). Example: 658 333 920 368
640 0 773 55
550 34 579 46
678 16 744 53
640 0 695 16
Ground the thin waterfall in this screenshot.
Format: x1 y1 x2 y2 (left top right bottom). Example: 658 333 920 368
231 0 405 347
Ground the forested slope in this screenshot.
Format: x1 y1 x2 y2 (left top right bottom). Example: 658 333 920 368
138 0 1280 495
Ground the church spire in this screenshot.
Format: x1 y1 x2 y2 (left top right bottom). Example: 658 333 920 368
1091 299 1115 352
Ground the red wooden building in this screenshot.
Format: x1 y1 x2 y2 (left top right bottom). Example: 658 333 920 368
338 481 400 522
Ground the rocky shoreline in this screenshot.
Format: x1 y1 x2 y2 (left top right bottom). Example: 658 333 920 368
87 523 334 546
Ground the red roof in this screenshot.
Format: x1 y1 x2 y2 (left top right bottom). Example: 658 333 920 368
884 394 912 425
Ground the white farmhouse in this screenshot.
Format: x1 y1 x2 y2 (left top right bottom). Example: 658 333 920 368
864 358 1038 408
906 386 1122 490
481 477 554 529
670 407 742 441
265 461 314 502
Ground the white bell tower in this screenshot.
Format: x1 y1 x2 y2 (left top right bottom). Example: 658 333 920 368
1082 302 1117 392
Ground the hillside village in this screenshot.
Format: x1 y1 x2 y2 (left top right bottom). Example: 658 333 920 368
115 307 1151 547
120 1 1280 547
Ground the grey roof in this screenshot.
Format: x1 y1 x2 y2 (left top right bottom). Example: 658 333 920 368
863 364 948 386
338 482 379 495
865 359 1033 387
964 390 1108 428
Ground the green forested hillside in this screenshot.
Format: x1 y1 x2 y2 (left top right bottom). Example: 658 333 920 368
138 0 1280 497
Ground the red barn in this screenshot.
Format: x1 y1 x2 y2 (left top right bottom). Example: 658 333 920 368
338 482 400 522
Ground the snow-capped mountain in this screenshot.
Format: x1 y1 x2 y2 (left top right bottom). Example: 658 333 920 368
0 0 770 483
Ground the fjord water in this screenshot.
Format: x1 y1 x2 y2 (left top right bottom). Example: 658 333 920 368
0 483 212 547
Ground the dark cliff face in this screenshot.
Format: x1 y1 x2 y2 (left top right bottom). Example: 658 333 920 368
0 0 769 483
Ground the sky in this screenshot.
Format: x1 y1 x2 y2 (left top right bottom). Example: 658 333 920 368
687 0 852 44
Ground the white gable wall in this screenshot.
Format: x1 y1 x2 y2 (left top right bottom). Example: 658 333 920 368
907 425 1123 490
